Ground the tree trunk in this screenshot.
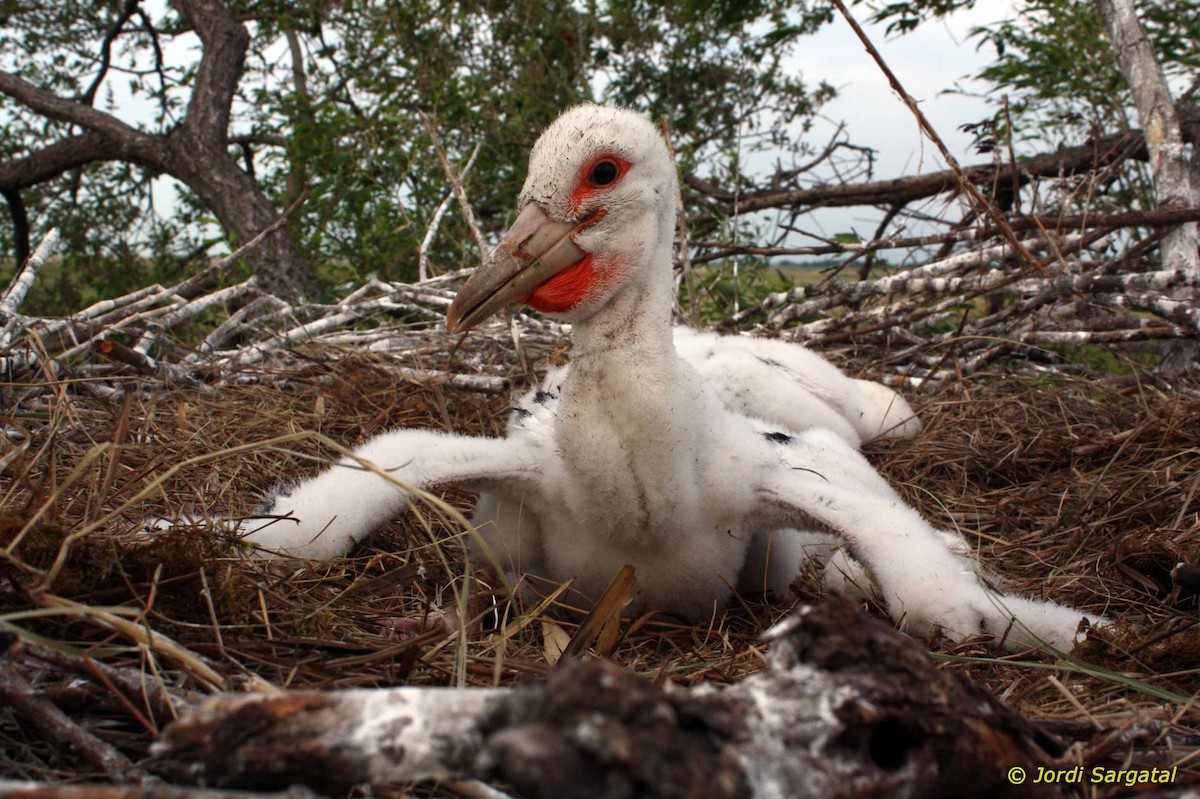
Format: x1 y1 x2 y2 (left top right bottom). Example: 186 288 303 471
1 188 30 267
1096 0 1200 373
0 0 319 302
163 129 317 300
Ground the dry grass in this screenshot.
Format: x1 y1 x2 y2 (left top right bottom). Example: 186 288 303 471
1 333 1197 795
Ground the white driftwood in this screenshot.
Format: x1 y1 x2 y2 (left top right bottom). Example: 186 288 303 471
0 228 59 321
151 600 1062 799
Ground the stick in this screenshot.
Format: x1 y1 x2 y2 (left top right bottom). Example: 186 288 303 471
171 188 312 301
0 782 321 798
659 117 696 321
37 595 227 692
694 205 1200 264
420 112 488 260
0 228 59 322
0 662 145 783
420 141 483 281
830 0 1042 271
19 638 184 725
151 600 1058 799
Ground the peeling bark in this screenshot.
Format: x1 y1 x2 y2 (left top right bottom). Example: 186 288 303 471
151 600 1061 799
1096 0 1200 373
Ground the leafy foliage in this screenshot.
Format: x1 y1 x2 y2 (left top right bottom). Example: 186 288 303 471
0 0 836 296
865 0 1199 221
867 0 1200 145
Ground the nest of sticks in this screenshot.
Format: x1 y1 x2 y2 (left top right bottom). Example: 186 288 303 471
0 251 1198 796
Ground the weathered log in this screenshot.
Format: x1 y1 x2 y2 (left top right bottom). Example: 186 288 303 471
0 782 318 799
151 599 1063 798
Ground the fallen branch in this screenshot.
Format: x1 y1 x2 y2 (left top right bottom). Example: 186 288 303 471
0 783 319 799
0 662 146 784
151 600 1062 798
15 639 185 726
0 228 59 322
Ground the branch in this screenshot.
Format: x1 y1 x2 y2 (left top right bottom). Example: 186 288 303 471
0 662 146 784
829 0 1039 269
0 71 157 158
729 235 1072 327
686 126 1192 217
170 187 311 299
79 0 142 107
695 205 1200 262
16 638 185 725
419 141 483 281
227 132 287 148
0 783 319 799
1 188 30 266
0 228 59 320
420 111 488 260
150 601 1060 798
1096 0 1199 279
0 133 114 191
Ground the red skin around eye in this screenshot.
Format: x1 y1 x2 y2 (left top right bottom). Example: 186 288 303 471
524 154 631 314
565 154 631 218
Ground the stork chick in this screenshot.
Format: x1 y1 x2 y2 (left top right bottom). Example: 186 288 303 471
244 105 1102 649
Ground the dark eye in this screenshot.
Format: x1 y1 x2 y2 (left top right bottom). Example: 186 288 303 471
588 159 620 186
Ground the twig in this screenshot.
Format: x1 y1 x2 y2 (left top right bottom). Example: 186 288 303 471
660 117 696 322
420 112 487 260
830 0 1041 271
695 205 1200 264
94 338 157 375
420 141 483 281
172 187 311 300
0 662 146 783
36 595 227 692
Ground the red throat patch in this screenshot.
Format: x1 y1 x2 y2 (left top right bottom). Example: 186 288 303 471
523 253 630 314
524 253 599 313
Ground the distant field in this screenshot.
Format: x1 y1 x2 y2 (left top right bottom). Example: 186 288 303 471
690 261 841 288
771 263 835 284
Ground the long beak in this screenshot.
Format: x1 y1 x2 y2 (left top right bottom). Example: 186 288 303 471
446 203 586 333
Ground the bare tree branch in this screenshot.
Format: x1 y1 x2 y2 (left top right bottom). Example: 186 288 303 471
79 0 143 107
0 71 160 157
687 121 1198 219
0 134 118 190
829 0 1040 269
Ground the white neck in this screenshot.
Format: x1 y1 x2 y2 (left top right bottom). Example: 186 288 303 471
568 205 678 371
551 199 713 534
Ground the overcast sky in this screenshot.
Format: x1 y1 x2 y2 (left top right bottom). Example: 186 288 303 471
769 3 1016 244
799 5 1009 177
739 2 1022 249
